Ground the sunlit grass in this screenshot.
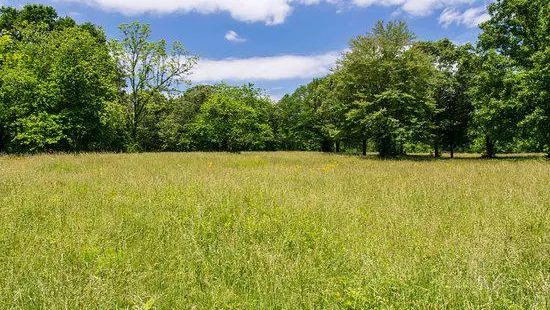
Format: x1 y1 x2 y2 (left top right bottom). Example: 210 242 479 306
0 152 548 309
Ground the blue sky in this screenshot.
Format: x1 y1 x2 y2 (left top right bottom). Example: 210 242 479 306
4 0 492 100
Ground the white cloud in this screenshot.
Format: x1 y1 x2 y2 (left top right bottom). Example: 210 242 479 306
439 6 490 28
64 0 490 25
190 51 340 82
351 0 479 16
66 0 332 25
225 30 246 43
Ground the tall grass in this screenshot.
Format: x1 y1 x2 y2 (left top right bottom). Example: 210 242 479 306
0 152 548 309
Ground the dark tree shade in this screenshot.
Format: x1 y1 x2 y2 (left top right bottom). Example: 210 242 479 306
416 39 475 158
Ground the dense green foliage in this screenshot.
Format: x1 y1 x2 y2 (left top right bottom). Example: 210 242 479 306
187 84 275 152
0 5 122 153
478 0 549 156
416 39 474 158
336 21 435 157
109 22 198 151
0 2 548 157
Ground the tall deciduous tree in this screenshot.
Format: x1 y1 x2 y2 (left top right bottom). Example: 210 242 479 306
334 21 435 157
276 86 318 151
49 27 122 151
188 84 274 152
0 32 15 152
417 39 475 158
309 76 345 152
158 85 217 151
470 50 522 158
275 76 342 152
478 0 549 156
110 22 198 150
0 6 122 153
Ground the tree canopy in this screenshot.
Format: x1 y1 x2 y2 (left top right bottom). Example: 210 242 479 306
0 3 547 157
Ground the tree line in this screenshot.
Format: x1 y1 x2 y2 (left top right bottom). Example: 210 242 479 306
0 1 548 157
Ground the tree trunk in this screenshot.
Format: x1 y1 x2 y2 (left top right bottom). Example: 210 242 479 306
0 126 4 153
361 139 367 156
321 138 333 153
130 120 138 147
484 136 496 158
378 136 399 158
434 140 440 158
450 140 455 159
335 141 341 153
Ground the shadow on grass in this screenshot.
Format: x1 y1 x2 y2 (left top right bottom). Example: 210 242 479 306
355 153 549 162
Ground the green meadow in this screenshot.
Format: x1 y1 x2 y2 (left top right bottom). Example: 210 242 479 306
0 152 548 309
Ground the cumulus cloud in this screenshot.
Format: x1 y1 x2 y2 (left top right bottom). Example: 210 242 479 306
65 0 331 25
351 0 479 16
225 30 246 43
439 6 490 28
63 0 491 25
190 51 340 82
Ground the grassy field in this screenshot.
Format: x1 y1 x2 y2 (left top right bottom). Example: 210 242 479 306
0 152 548 309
